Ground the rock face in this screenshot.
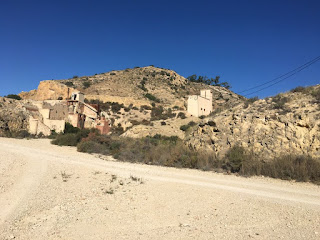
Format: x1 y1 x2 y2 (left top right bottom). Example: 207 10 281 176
122 116 200 139
19 80 76 101
0 97 30 136
185 86 320 159
0 97 68 137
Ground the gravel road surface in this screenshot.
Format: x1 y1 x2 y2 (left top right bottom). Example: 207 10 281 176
0 138 319 239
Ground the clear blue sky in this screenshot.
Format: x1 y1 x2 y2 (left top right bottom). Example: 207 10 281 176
1 0 319 98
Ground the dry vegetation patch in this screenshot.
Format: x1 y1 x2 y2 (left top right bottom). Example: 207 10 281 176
52 128 320 184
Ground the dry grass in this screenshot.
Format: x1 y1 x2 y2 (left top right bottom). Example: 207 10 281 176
53 131 320 185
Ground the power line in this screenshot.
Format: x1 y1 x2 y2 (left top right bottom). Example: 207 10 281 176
239 56 320 94
238 56 320 96
243 56 320 96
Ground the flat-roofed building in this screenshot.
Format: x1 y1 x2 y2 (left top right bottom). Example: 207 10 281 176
187 90 212 117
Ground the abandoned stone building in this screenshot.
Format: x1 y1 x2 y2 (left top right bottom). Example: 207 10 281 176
28 100 68 135
67 92 110 134
187 90 213 117
28 91 110 136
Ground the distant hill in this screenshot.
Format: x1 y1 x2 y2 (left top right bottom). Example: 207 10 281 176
19 66 243 109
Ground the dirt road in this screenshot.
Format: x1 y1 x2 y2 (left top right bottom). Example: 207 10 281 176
0 138 319 240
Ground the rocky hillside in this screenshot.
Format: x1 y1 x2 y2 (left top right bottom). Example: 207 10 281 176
185 85 320 159
19 66 242 108
0 97 31 137
14 66 320 160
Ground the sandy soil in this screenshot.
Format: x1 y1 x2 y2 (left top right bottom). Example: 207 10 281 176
0 138 319 240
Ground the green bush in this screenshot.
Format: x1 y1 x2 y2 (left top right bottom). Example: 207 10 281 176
311 88 320 102
51 133 81 146
140 105 152 111
272 95 290 110
64 122 80 134
138 79 147 91
260 155 320 183
290 86 306 93
52 124 90 146
111 126 124 136
145 93 160 103
224 146 247 173
5 94 22 100
186 75 231 89
111 102 124 112
177 112 186 119
151 106 164 120
65 81 74 87
180 125 190 131
12 130 31 138
83 81 91 89
77 140 103 153
244 96 259 108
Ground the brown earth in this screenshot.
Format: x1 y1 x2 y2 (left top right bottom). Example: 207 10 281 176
19 66 243 108
1 138 320 240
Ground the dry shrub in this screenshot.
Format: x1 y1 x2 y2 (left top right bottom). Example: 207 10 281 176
52 133 81 146
52 124 91 146
222 147 320 184
53 131 320 185
260 155 320 183
76 133 216 170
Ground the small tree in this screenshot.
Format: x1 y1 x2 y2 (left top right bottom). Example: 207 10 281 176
5 94 22 100
83 81 91 89
186 75 231 89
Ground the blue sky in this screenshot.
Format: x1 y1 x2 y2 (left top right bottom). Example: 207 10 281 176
0 0 319 98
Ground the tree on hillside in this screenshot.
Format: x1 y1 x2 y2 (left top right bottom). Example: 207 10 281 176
187 75 231 89
5 94 22 100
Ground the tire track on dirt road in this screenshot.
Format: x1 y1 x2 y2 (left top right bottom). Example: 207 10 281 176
0 138 319 211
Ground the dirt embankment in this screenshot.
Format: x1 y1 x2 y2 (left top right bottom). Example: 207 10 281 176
0 138 319 240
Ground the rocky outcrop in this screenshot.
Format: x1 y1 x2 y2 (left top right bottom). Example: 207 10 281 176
0 97 68 137
185 86 320 159
19 80 76 101
0 97 31 136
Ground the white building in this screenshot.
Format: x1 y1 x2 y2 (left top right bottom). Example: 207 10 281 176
70 92 84 102
187 90 213 117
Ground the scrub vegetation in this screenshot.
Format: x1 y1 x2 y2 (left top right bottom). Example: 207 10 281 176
51 125 320 185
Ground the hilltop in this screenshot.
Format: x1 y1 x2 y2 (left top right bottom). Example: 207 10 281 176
19 66 242 109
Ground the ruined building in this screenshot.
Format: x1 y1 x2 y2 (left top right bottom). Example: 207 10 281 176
27 91 110 136
67 92 110 134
